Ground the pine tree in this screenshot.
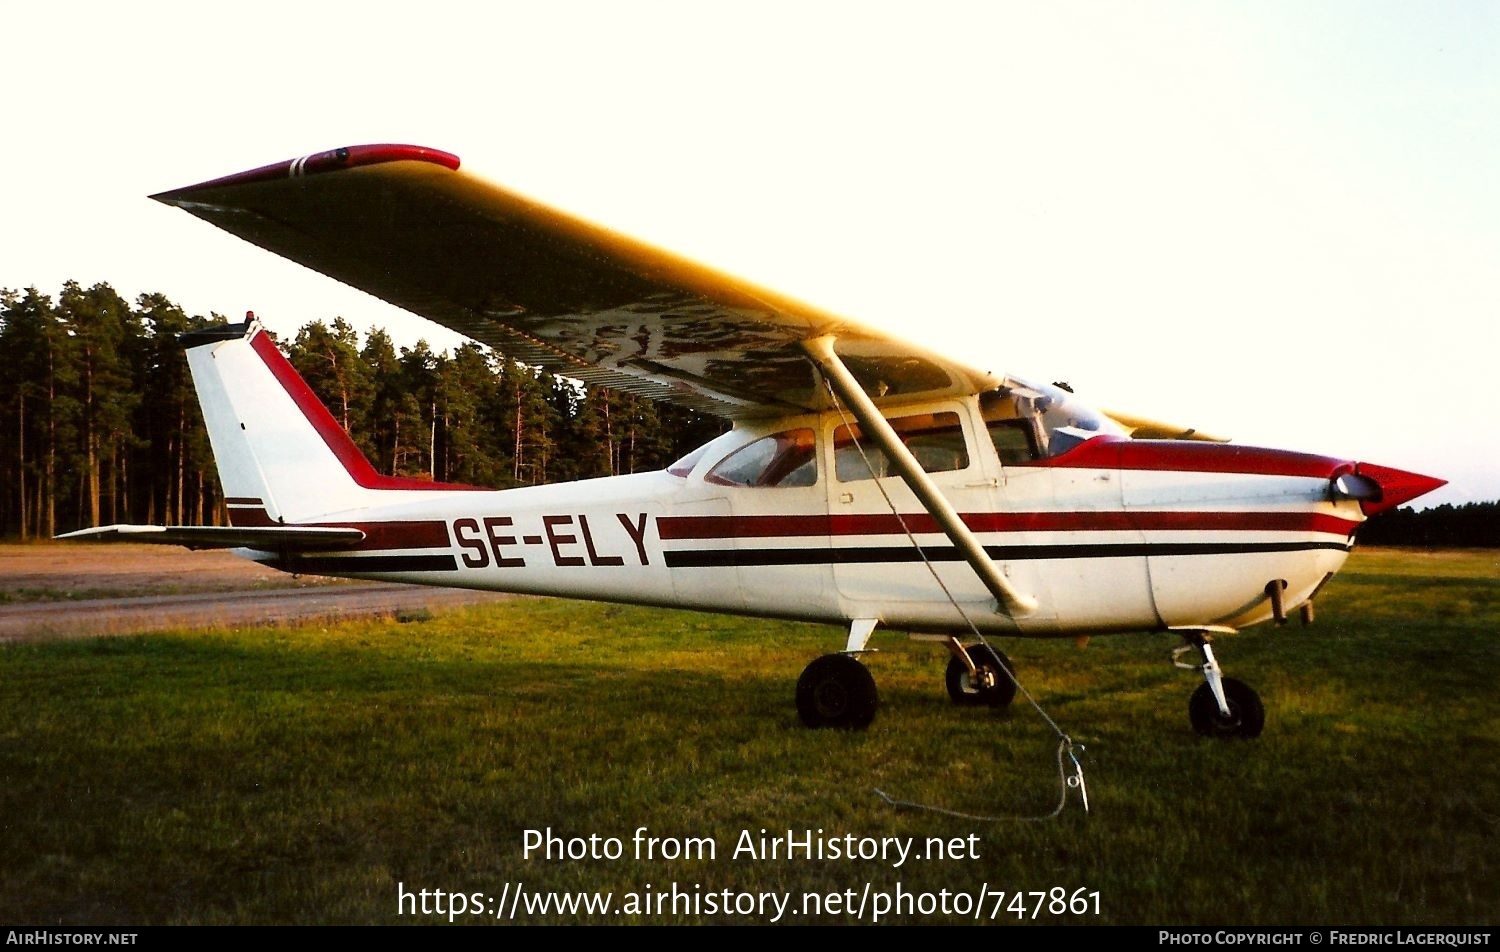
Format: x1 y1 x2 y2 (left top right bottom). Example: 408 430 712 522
133 293 218 525
59 282 141 527
435 343 505 487
287 318 374 459
399 340 441 479
1 287 80 537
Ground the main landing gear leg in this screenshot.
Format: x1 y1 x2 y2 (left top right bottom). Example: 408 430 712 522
1173 631 1264 739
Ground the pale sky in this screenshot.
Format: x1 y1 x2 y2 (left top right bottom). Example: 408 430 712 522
3 1 1495 507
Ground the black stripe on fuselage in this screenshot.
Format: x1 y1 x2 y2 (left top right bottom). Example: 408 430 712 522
662 540 1351 568
266 554 459 573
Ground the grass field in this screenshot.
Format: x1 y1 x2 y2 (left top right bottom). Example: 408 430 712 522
1 547 1495 925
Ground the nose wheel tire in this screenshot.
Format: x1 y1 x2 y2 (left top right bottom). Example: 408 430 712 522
1188 677 1264 739
796 653 878 729
945 643 1018 708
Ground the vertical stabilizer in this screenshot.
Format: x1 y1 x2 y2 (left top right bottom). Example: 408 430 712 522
183 320 368 523
182 320 481 525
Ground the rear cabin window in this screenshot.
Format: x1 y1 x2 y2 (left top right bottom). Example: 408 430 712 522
833 412 969 482
666 443 710 477
705 429 818 488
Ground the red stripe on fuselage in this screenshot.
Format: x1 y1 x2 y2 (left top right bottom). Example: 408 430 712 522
348 520 452 550
226 506 279 528
657 511 1359 540
1014 436 1350 478
248 331 487 492
226 510 452 551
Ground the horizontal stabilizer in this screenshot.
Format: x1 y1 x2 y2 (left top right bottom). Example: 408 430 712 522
56 524 366 551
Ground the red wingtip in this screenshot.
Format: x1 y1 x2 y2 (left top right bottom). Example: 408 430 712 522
1355 463 1448 516
152 144 461 202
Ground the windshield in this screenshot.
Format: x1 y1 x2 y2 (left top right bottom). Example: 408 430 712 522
981 379 1123 460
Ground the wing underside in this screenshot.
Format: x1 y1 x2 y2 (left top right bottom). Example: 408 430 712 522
152 144 1000 420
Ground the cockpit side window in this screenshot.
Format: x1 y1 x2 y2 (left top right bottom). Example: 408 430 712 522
833 412 969 482
704 428 818 488
987 419 1040 465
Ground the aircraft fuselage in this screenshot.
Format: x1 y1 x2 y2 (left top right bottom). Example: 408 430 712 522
238 397 1365 640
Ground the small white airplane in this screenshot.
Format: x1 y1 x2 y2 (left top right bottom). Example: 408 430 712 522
64 144 1445 738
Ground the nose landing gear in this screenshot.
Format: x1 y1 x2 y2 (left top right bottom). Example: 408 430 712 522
944 639 1018 708
1173 630 1264 739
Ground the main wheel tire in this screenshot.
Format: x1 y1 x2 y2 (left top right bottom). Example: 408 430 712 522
945 643 1018 708
1188 677 1265 739
796 654 879 729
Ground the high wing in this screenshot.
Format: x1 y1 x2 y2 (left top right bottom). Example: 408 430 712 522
152 144 1001 420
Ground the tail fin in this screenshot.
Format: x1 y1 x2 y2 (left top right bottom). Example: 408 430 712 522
183 319 480 525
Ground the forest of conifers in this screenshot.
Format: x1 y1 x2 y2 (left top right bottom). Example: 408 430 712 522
0 281 725 540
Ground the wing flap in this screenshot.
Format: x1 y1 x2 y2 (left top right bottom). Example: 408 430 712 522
152 144 1001 418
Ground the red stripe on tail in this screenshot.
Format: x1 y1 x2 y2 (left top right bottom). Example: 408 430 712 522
248 330 488 492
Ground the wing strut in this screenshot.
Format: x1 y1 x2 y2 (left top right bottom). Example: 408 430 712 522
801 336 1038 618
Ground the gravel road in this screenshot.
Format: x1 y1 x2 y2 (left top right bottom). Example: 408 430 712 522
0 544 512 642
